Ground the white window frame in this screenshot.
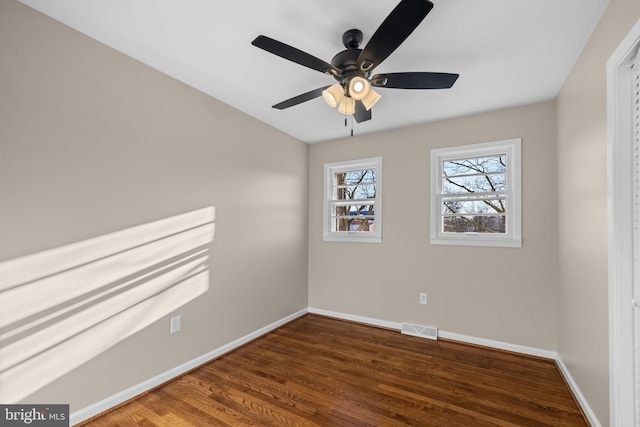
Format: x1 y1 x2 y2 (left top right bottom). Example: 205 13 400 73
323 157 382 243
430 138 522 248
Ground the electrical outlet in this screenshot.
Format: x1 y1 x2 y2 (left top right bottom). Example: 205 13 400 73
419 293 427 305
170 315 181 334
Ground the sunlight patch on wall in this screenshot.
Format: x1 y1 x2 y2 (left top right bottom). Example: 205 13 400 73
0 207 215 403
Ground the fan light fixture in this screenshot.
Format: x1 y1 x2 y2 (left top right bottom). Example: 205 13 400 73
322 84 344 108
322 77 382 114
337 97 355 115
348 76 370 100
361 88 382 111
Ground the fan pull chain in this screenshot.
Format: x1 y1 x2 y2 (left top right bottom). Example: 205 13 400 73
343 112 354 138
351 114 354 137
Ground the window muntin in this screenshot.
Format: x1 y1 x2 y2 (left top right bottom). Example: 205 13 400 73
324 158 382 242
431 139 521 247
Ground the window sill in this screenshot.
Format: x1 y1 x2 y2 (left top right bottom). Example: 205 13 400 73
323 234 382 244
430 237 521 248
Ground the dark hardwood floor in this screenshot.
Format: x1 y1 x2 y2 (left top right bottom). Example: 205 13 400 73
80 314 588 426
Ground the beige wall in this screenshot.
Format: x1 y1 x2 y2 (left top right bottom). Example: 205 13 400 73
556 0 640 424
0 1 308 412
309 101 558 351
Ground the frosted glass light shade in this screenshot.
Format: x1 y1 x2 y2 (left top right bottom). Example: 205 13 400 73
348 76 370 100
337 97 355 114
322 84 344 108
361 88 381 111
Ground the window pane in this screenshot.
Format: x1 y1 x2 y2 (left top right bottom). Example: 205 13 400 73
443 215 506 233
333 201 375 233
338 169 376 185
332 216 375 232
441 198 506 215
443 173 506 194
443 155 506 178
335 170 376 203
337 183 376 200
334 203 374 216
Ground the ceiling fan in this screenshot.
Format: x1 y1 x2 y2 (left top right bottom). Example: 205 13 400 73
251 0 459 124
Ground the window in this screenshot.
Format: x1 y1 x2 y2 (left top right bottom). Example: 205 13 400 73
323 157 382 243
430 138 521 247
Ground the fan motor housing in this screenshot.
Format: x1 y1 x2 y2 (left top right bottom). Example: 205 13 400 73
331 29 370 82
331 49 363 79
331 28 370 84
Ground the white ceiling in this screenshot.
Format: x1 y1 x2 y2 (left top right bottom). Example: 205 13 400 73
18 0 609 144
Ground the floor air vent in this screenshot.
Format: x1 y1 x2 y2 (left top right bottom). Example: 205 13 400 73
401 322 438 340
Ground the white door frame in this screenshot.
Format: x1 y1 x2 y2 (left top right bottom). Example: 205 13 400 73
607 18 640 427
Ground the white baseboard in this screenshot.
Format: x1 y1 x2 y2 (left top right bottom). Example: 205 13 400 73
308 307 599 426
437 330 557 360
555 356 602 427
70 308 308 425
308 307 402 330
309 307 556 359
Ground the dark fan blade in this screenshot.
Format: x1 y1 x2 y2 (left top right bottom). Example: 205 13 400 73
252 36 339 76
353 100 372 123
272 86 329 110
356 0 433 72
371 72 459 89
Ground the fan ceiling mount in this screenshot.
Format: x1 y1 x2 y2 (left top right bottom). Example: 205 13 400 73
251 0 459 123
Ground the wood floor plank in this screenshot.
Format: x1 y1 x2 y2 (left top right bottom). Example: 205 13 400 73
203 360 321 417
196 371 311 426
78 314 588 426
159 377 235 426
215 355 405 427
